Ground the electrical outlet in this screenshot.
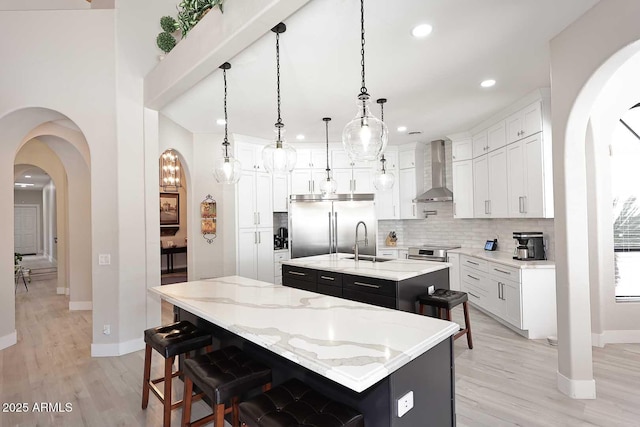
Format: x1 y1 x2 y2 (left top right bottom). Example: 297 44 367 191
98 254 111 265
103 324 111 335
397 391 414 417
428 285 435 295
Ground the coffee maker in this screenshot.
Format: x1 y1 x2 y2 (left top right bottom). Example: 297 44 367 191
513 232 545 260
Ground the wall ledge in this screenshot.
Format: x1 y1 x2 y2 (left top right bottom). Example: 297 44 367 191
557 371 596 399
69 301 92 311
0 330 17 351
592 330 640 347
91 337 144 357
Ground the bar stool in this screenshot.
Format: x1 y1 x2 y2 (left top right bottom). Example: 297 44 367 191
181 346 272 427
417 289 473 349
142 321 213 427
238 378 364 427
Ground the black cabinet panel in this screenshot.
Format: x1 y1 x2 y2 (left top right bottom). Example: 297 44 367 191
317 271 342 288
317 283 342 298
283 265 317 283
285 278 317 293
343 289 397 309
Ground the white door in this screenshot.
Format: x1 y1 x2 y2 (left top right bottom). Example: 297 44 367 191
255 172 273 227
452 160 474 218
472 156 489 218
237 229 257 279
237 171 256 228
290 170 311 195
522 101 543 138
352 169 373 193
14 206 38 255
506 141 525 217
524 134 545 218
256 229 275 283
333 169 352 193
272 174 288 212
399 168 417 219
488 147 508 218
504 280 522 328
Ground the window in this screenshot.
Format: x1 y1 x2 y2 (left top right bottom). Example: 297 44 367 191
612 105 640 300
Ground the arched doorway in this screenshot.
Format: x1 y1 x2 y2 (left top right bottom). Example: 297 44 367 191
550 1 640 398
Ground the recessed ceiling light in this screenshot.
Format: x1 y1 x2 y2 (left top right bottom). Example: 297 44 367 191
411 24 433 38
480 79 496 88
216 118 226 125
296 134 305 140
397 126 407 132
24 175 31 178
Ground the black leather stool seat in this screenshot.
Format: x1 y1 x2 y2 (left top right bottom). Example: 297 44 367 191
239 378 364 427
183 346 272 404
144 320 212 359
417 289 468 310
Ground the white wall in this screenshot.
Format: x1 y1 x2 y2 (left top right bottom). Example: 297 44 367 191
550 0 640 398
14 188 44 253
0 0 90 10
587 50 640 344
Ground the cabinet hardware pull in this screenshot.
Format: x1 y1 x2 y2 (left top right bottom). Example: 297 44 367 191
519 196 524 213
353 281 381 289
494 268 510 275
289 271 306 276
320 276 335 281
497 282 501 299
254 232 257 244
412 204 416 217
308 181 311 193
257 212 260 224
487 200 491 214
501 282 505 300
258 232 261 244
484 200 489 214
466 260 479 266
522 196 527 214
467 274 480 281
468 292 480 298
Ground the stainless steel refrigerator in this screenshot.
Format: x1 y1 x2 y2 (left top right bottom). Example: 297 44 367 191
290 194 377 258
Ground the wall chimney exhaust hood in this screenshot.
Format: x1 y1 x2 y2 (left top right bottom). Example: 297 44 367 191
413 140 453 203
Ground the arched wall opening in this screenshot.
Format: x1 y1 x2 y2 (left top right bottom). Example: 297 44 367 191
0 107 92 351
550 0 640 399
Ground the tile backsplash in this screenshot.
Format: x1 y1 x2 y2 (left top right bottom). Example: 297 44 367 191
377 140 555 260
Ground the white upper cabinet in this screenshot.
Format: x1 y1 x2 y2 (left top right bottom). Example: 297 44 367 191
506 101 543 144
472 130 488 158
296 148 326 169
487 121 507 152
272 174 288 212
452 138 472 162
398 150 416 169
398 143 424 219
487 147 508 218
331 150 370 169
472 155 489 218
236 142 265 171
452 159 473 218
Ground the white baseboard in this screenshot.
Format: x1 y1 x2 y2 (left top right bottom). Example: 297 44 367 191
69 301 92 311
91 337 144 357
0 330 17 350
592 330 640 347
56 287 66 295
557 371 596 399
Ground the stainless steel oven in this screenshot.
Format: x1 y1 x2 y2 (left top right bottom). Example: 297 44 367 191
408 245 460 262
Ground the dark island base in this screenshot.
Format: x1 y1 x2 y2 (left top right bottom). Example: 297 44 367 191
177 307 456 427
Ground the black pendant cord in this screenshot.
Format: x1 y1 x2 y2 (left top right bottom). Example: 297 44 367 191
323 117 332 176
358 0 369 120
377 98 387 172
275 29 284 144
219 62 232 159
222 67 229 158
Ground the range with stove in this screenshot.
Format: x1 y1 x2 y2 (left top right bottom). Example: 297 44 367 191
408 245 461 262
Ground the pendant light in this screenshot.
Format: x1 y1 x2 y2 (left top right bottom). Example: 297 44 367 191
319 117 337 196
342 0 388 162
213 62 242 184
262 23 297 174
373 98 395 190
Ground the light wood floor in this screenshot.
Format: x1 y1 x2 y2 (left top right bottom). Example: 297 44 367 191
2 278 640 426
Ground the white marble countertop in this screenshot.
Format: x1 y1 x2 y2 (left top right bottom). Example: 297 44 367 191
281 253 450 281
150 276 458 393
448 248 555 269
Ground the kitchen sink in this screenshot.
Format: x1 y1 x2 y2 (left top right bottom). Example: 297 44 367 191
344 255 394 263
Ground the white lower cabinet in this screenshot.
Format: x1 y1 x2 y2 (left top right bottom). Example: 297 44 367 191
457 254 555 339
398 249 409 259
377 248 398 259
238 229 274 283
274 251 289 286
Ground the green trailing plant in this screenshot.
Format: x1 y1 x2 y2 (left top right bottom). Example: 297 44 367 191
157 32 177 53
177 0 224 38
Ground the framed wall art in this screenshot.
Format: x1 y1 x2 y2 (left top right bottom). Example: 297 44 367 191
160 192 180 225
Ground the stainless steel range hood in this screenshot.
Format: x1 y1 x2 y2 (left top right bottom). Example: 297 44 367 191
413 140 453 203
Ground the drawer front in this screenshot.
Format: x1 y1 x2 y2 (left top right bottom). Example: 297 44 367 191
284 277 317 293
318 271 342 288
460 266 486 289
487 262 520 281
283 265 317 283
343 274 396 297
318 283 342 298
377 249 398 259
460 255 488 272
462 282 485 307
274 252 290 262
343 289 396 309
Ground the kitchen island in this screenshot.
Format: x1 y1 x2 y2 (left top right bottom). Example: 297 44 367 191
150 276 459 427
281 253 450 312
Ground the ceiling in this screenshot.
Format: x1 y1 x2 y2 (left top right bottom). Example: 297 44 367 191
161 0 598 145
14 165 51 190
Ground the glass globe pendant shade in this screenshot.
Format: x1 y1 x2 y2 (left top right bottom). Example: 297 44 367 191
213 155 242 184
262 129 297 175
373 169 395 191
342 95 388 162
319 174 338 196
